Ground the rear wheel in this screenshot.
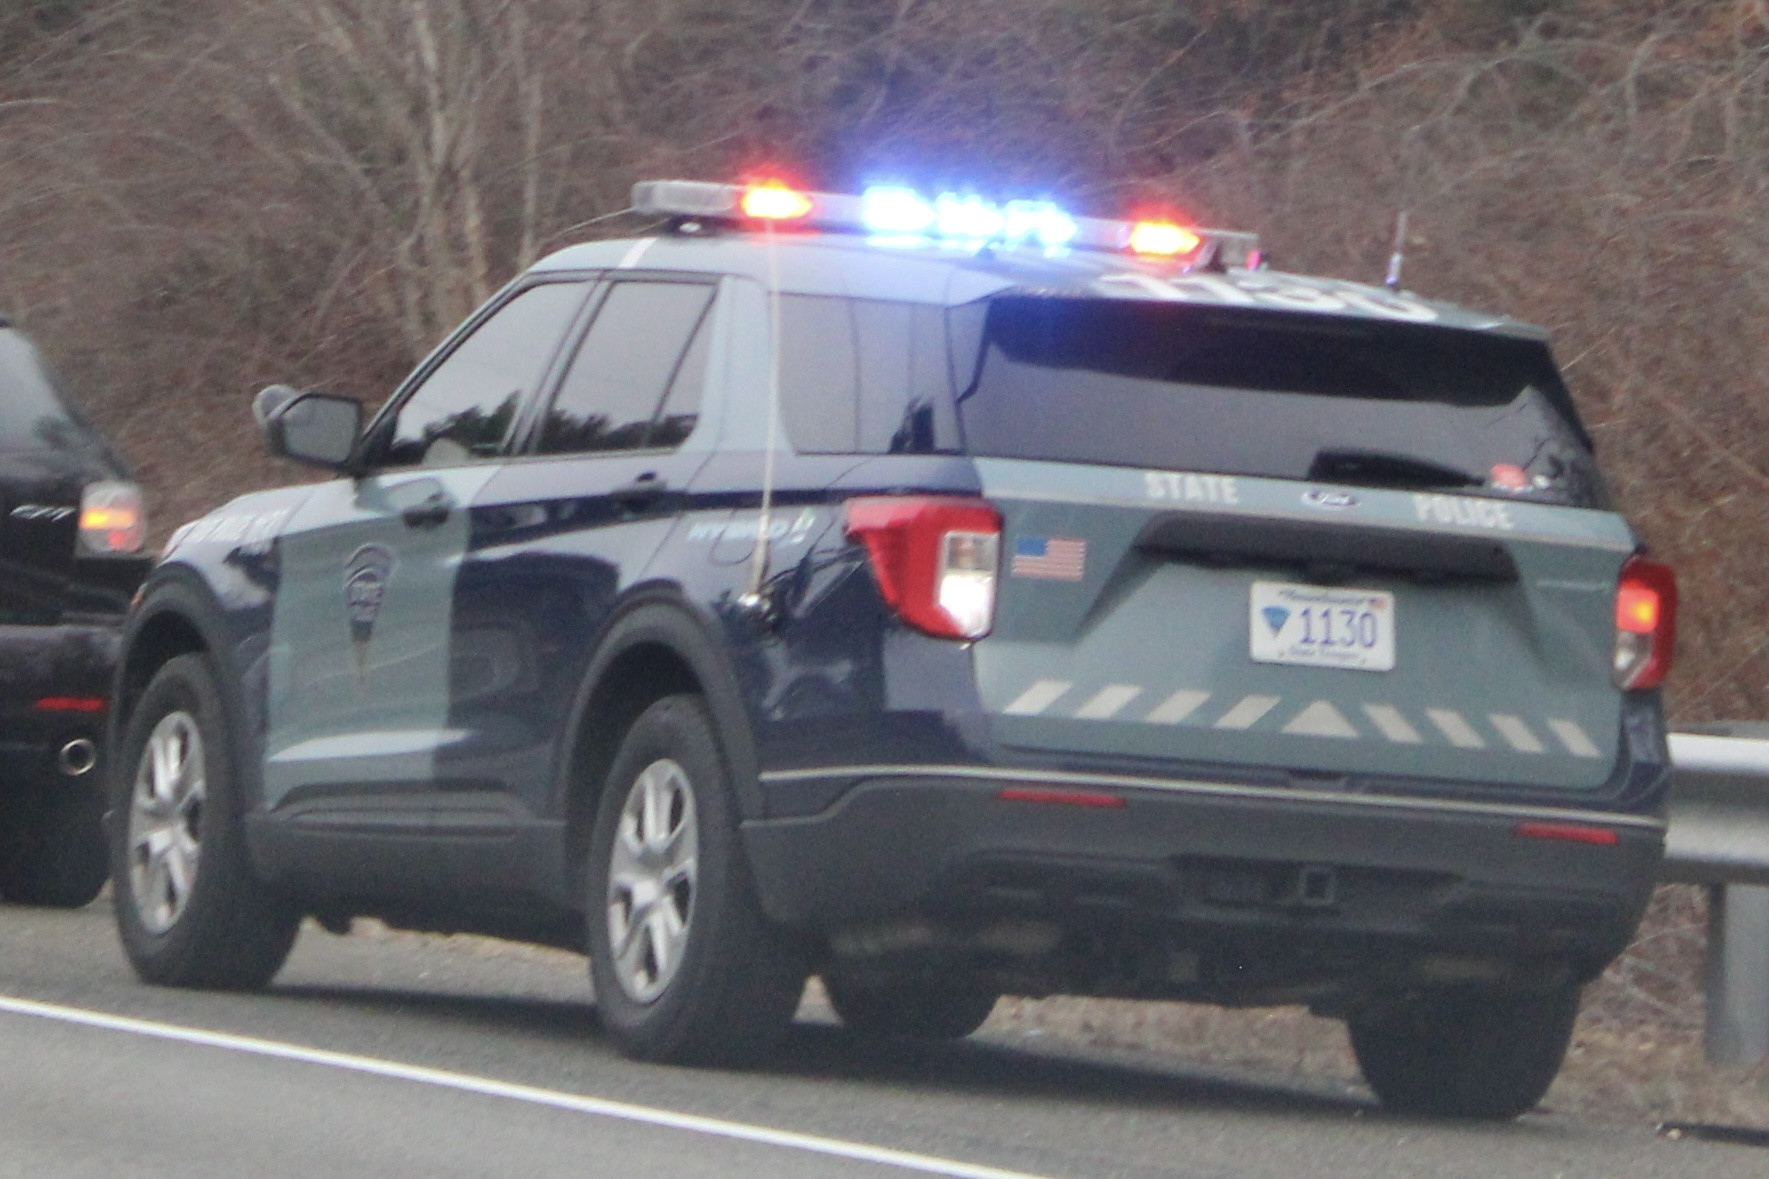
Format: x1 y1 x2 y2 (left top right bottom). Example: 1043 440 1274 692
1348 984 1582 1119
824 974 998 1040
586 694 805 1065
0 778 107 908
111 654 300 989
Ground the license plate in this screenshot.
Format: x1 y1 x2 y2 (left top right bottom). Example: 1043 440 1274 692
1249 581 1395 672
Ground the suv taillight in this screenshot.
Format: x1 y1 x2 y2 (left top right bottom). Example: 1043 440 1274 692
844 496 1001 640
1614 555 1676 690
78 481 146 555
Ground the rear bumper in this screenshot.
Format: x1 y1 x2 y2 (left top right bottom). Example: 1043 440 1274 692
742 766 1663 992
0 622 120 789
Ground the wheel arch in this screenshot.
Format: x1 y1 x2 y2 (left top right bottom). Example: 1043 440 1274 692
555 588 760 902
112 571 260 811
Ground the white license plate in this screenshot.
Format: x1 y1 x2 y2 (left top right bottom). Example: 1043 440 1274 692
1249 581 1395 672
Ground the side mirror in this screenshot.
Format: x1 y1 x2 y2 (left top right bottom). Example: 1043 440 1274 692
257 387 362 470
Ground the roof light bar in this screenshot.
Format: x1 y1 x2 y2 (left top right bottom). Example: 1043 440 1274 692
630 179 1258 264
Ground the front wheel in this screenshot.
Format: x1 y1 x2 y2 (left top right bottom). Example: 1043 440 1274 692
110 654 300 989
1348 984 1582 1119
586 695 804 1065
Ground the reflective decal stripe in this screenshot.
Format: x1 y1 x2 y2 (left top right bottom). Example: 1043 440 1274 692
1282 700 1358 739
1490 714 1547 754
758 763 1667 831
1146 689 1211 725
995 677 1614 760
1427 709 1486 749
1363 704 1424 744
1548 719 1603 759
1074 684 1142 720
1003 680 1072 716
1214 695 1281 730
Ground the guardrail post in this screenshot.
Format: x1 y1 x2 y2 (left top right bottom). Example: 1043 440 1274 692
1705 883 1769 1065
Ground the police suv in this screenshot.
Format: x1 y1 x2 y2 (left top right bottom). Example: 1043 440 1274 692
109 180 1676 1119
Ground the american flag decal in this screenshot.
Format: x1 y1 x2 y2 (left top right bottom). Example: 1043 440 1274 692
1011 535 1086 580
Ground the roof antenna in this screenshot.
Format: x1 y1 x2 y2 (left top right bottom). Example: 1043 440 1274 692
737 218 785 624
1384 209 1409 291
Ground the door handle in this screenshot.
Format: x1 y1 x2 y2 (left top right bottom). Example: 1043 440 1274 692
400 492 453 529
610 473 667 513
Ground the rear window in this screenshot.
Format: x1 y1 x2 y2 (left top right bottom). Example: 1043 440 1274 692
0 329 88 453
957 298 1610 508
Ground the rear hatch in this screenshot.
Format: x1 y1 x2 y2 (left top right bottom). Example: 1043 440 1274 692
960 296 1633 794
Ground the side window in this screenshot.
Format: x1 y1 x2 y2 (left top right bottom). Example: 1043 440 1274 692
779 295 959 455
537 280 715 454
382 281 587 468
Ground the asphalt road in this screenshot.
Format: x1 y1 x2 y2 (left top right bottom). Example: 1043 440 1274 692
0 900 1761 1179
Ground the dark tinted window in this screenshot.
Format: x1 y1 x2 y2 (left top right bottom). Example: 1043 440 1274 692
779 295 958 455
383 281 586 468
0 330 88 453
958 298 1609 508
538 280 715 454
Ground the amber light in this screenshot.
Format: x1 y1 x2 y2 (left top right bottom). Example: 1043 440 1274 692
1129 221 1202 256
1616 584 1659 634
741 182 814 221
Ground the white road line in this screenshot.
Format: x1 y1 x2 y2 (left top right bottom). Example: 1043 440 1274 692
1074 684 1141 720
0 995 1053 1179
1003 680 1072 717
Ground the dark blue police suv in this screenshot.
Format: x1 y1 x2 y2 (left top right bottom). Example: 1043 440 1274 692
108 180 1676 1119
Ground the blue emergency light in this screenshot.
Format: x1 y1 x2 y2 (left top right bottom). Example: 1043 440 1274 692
630 179 1257 265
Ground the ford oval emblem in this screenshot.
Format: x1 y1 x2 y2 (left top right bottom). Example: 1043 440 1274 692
1303 489 1360 510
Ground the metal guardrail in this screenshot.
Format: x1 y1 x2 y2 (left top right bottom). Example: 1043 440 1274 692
1665 727 1769 1066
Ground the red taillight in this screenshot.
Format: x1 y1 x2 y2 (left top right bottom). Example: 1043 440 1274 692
1613 555 1677 690
34 696 106 713
741 181 813 221
1515 821 1619 846
999 786 1126 809
844 496 1001 640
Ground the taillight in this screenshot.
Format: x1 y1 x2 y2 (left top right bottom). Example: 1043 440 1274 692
844 496 1001 640
1613 554 1676 690
78 481 146 555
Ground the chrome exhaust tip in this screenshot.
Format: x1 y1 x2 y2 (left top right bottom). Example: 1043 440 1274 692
58 738 97 777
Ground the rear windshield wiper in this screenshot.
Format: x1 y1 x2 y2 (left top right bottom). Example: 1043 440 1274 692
1306 448 1483 491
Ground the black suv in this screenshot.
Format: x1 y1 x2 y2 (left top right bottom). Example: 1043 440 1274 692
0 320 148 906
108 181 1674 1119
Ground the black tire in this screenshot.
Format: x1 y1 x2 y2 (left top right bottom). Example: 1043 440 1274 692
824 974 998 1040
110 654 300 989
0 778 108 908
586 694 805 1065
1348 984 1583 1120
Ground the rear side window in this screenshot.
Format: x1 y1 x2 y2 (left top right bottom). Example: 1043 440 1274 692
0 330 87 453
538 280 715 454
778 295 959 455
957 298 1610 508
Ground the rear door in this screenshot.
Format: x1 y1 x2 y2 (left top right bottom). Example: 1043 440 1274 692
0 329 97 625
959 297 1633 794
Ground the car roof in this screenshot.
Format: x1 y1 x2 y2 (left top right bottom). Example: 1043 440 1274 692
530 230 1547 339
